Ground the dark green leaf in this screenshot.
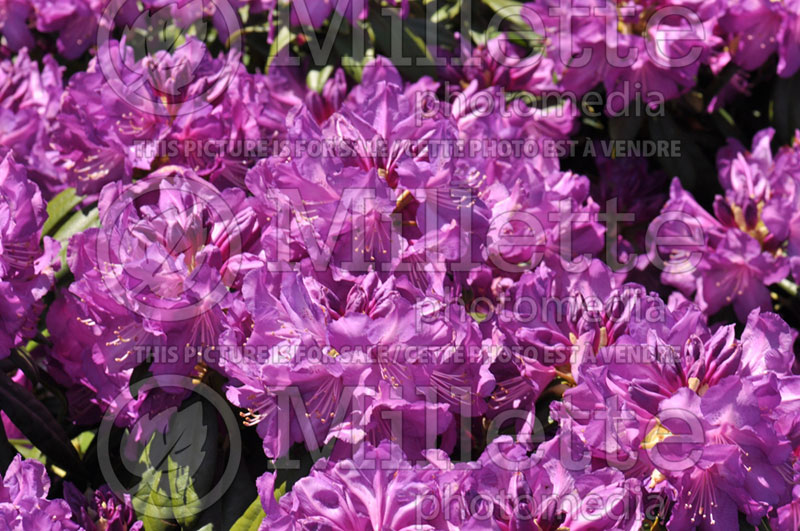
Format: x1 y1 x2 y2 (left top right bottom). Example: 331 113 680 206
648 113 712 190
8 348 39 384
773 72 800 146
367 10 436 80
608 114 644 141
163 399 218 528
481 0 533 32
0 370 84 478
307 65 335 93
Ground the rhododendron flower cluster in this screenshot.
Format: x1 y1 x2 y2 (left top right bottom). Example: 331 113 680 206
650 128 800 320
0 154 58 359
0 455 80 529
1 1 800 530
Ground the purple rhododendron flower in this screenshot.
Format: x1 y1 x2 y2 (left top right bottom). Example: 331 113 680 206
53 38 304 195
288 0 408 28
258 436 644 530
77 167 258 361
64 483 143 531
221 267 493 460
257 441 451 530
649 128 800 320
0 153 59 359
521 0 718 112
444 34 560 96
0 0 142 59
0 48 65 198
554 306 797 528
0 455 81 530
771 458 800 530
50 165 262 426
2 2 800 529
719 0 800 77
245 59 489 285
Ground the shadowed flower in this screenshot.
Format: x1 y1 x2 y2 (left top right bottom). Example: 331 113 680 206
63 483 143 531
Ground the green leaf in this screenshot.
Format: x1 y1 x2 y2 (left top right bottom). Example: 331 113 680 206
8 439 41 462
481 0 532 32
647 113 712 191
0 370 84 479
42 188 84 237
71 431 95 460
135 468 173 531
332 21 375 83
431 1 461 24
128 397 221 528
267 25 293 71
163 399 218 528
274 480 287 500
307 65 335 93
51 205 100 280
778 279 799 297
52 206 99 243
168 454 202 527
229 498 266 531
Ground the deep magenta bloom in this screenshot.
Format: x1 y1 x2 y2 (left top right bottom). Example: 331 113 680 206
0 455 81 530
0 153 59 359
53 38 304 194
3 3 800 528
221 267 492 460
257 442 450 530
554 307 798 528
445 35 560 96
521 0 718 111
0 49 65 198
649 128 800 320
64 165 259 373
287 0 407 28
64 483 143 531
258 437 643 530
48 165 262 429
720 0 800 77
